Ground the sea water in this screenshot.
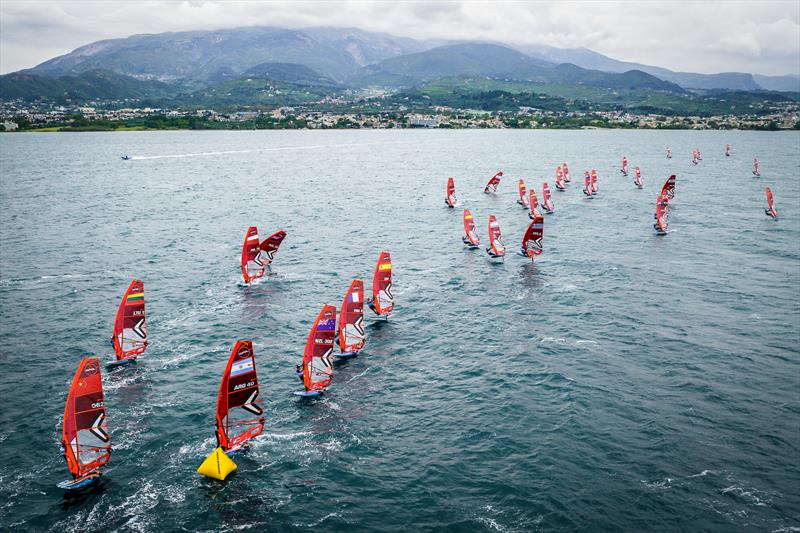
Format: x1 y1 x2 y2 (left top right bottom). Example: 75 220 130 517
0 129 798 531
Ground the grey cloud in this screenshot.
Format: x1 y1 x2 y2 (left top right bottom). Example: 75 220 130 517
1 0 798 75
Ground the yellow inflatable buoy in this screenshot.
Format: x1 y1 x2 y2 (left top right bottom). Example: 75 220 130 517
197 447 237 480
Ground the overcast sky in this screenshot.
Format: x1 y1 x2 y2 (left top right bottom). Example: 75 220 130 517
1 0 798 76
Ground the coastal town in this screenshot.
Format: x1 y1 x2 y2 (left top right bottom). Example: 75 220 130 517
2 96 797 132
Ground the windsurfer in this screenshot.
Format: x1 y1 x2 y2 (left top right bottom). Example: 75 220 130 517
59 441 69 467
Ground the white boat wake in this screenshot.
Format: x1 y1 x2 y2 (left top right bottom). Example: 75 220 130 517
127 140 412 160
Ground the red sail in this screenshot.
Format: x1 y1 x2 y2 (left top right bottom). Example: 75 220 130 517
621 157 628 174
463 209 480 246
484 171 503 193
765 187 778 218
528 189 542 219
518 179 529 206
445 177 457 207
303 304 336 391
542 182 554 212
660 174 676 201
113 279 147 361
562 163 571 182
753 158 760 176
215 340 264 452
241 226 265 283
521 216 544 258
371 251 394 315
634 166 643 187
487 214 506 256
654 195 669 233
62 358 110 479
338 279 366 353
555 167 565 189
583 172 593 197
260 230 287 265
591 169 598 193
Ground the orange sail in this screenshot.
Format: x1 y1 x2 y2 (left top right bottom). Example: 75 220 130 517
487 214 506 258
462 209 480 247
517 179 529 207
61 358 111 482
660 174 676 201
555 167 565 189
113 279 147 362
241 226 265 283
370 251 394 316
529 189 542 219
765 187 778 219
338 279 366 354
542 182 554 213
215 340 264 452
445 177 457 207
520 216 544 259
302 305 336 392
654 195 669 234
484 171 503 193
259 230 287 265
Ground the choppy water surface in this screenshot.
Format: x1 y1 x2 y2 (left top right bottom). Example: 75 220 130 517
0 130 798 532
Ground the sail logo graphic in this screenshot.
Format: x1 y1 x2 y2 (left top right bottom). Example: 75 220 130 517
131 319 147 339
91 412 110 442
241 390 263 415
230 357 254 377
236 345 251 358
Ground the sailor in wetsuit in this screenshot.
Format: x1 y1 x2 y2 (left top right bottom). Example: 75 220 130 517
59 441 78 480
295 364 304 381
367 297 376 314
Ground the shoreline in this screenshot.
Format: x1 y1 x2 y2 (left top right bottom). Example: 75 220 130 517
4 125 798 133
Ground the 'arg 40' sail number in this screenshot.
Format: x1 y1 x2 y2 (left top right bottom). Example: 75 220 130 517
233 381 255 391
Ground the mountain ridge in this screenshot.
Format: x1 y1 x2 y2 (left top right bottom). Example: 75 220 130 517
4 25 798 107
18 25 798 93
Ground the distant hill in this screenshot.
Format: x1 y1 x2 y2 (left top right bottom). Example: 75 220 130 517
516 44 764 91
351 43 682 93
0 69 175 101
753 74 800 92
547 64 683 92
353 43 550 83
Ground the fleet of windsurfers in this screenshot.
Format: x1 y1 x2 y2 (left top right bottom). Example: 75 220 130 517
58 145 779 489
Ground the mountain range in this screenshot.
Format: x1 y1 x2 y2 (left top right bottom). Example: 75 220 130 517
1 25 797 106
